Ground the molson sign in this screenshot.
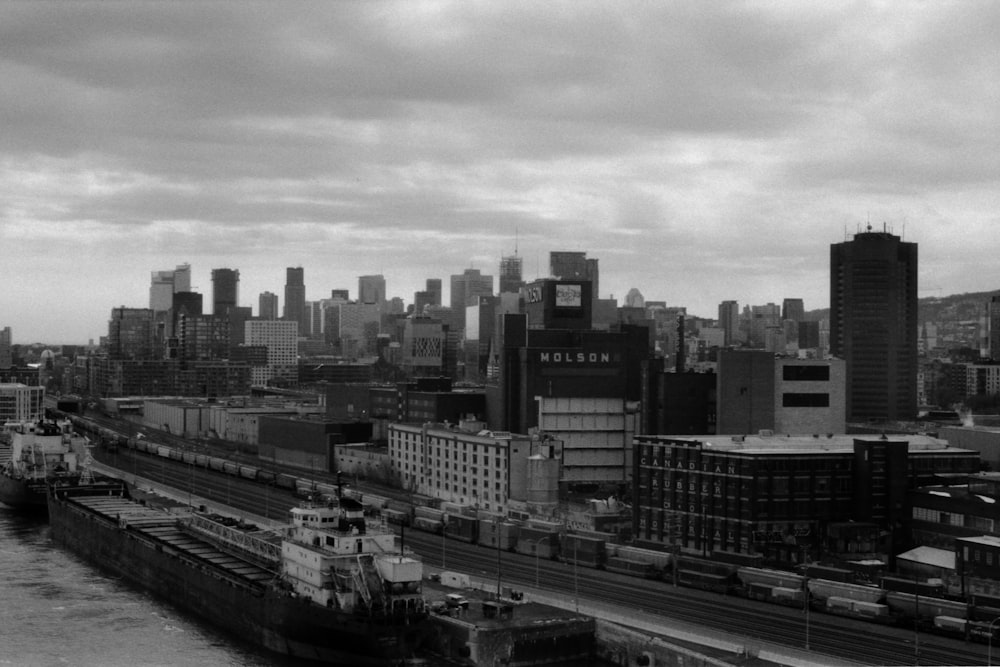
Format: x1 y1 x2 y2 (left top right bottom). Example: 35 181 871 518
535 349 616 365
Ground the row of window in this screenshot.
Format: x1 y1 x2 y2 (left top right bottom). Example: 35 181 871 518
913 505 995 531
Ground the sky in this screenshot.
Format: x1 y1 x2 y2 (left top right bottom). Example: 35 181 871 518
2 2 999 344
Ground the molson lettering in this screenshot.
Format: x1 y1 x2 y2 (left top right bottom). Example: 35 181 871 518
538 351 611 363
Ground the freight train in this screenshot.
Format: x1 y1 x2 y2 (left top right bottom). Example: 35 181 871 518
60 413 391 513
62 413 1000 645
403 506 1000 644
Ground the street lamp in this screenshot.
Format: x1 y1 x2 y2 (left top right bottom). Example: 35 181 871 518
799 546 810 651
441 514 448 569
574 538 579 613
988 615 1000 666
530 536 551 588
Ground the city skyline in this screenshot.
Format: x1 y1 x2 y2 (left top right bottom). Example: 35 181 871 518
2 3 999 343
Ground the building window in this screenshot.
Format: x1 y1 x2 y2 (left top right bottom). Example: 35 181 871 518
782 393 830 408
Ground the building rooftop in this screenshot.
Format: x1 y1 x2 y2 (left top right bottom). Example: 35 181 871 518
956 534 1000 548
646 432 970 455
896 545 955 570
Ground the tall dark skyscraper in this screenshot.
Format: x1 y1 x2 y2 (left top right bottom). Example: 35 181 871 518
424 279 442 306
358 274 386 306
782 298 805 322
259 291 278 320
211 268 239 317
450 269 493 332
830 226 918 422
283 267 306 335
718 300 739 347
499 254 523 294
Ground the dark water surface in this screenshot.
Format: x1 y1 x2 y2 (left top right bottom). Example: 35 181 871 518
0 507 291 667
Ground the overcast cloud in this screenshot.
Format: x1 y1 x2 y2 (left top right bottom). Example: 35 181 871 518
1 2 998 343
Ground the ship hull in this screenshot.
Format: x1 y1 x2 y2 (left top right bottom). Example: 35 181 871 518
0 474 48 511
48 488 427 665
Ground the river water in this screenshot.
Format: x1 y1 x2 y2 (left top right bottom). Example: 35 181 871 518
0 506 291 667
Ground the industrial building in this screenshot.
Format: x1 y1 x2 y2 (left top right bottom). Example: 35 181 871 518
388 420 539 514
488 279 649 488
633 433 979 566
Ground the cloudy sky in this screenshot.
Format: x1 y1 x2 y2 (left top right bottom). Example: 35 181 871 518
2 2 998 344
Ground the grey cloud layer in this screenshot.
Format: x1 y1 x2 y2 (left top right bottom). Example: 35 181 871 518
1 2 999 340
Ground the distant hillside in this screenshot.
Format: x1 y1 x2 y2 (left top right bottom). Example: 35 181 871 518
805 289 1000 324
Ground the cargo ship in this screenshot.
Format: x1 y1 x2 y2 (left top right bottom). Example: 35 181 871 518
0 419 88 511
48 483 429 665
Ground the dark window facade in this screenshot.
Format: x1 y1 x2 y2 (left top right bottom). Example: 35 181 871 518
782 393 830 407
783 365 830 382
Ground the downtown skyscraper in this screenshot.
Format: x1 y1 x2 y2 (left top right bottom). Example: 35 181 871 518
211 268 239 317
283 267 306 336
830 226 918 422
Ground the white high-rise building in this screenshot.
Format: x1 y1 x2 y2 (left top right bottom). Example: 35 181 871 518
244 320 298 386
149 263 192 311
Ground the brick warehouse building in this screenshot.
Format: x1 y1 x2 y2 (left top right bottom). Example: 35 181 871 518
633 433 979 566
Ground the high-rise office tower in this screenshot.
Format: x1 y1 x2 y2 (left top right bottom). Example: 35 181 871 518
244 319 299 387
425 279 442 306
259 291 279 320
830 226 918 422
211 268 239 317
414 279 443 315
986 296 1000 361
499 255 524 294
283 267 306 335
718 300 739 347
450 269 494 332
549 251 599 298
782 298 805 323
358 275 386 306
149 263 191 311
0 326 11 367
108 307 156 360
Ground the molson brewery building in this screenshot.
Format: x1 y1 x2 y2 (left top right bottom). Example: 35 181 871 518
488 278 649 491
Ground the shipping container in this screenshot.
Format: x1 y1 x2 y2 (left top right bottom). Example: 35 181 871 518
445 514 479 543
415 506 445 522
885 591 967 620
805 564 853 583
677 570 733 594
478 520 519 550
880 576 946 597
737 566 805 590
605 556 657 579
383 508 411 527
413 516 443 534
515 536 559 560
807 578 884 604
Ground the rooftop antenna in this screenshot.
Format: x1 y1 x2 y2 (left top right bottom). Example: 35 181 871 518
514 226 519 257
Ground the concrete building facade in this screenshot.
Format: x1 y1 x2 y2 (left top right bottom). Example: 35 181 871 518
389 421 531 514
244 320 298 387
0 383 45 421
634 433 979 563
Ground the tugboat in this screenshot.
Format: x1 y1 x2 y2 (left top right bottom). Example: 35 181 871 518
0 419 88 511
48 483 429 665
